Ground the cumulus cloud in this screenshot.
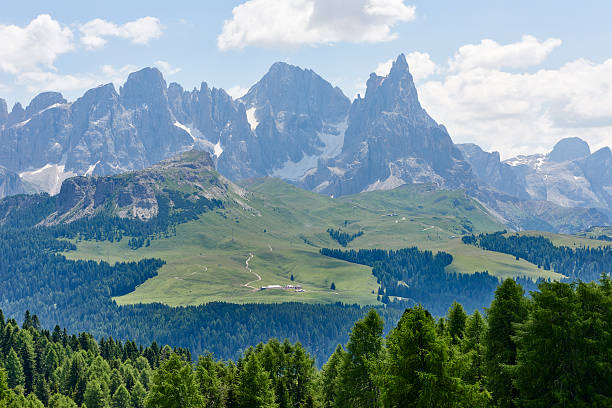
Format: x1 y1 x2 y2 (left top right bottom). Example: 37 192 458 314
217 0 416 50
79 17 164 49
226 85 249 99
375 51 438 81
153 60 182 76
0 14 74 75
412 36 612 158
448 35 562 72
17 64 138 96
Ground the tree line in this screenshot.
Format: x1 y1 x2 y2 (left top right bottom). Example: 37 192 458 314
319 247 540 315
326 229 363 247
463 231 611 281
1 276 610 407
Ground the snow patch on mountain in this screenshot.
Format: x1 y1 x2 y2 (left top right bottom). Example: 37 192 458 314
20 164 76 195
318 119 347 159
84 161 100 177
174 121 195 141
246 108 258 131
214 140 223 158
271 154 318 181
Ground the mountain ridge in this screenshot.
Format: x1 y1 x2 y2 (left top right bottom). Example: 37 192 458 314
0 56 609 233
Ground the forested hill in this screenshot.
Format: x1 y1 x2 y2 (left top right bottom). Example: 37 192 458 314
0 277 610 407
463 231 611 282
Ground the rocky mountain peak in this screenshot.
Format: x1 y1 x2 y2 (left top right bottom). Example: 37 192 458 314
156 149 216 170
120 67 167 108
6 103 25 126
0 99 7 125
24 92 67 119
390 53 409 74
549 137 591 162
241 61 349 123
360 54 428 124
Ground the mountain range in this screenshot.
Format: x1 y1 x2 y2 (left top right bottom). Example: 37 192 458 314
0 54 609 233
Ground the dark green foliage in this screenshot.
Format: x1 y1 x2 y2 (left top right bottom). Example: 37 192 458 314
484 279 529 407
0 277 610 407
0 222 401 365
144 354 203 408
321 247 500 314
514 279 612 406
447 301 468 343
334 310 384 407
465 231 611 282
326 228 363 247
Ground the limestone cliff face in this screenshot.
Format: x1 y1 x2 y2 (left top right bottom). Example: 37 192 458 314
301 54 477 196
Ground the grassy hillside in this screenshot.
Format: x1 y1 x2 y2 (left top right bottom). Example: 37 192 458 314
65 178 562 307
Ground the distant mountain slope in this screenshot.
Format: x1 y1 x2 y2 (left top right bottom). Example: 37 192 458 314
460 137 612 215
0 150 237 229
0 165 31 198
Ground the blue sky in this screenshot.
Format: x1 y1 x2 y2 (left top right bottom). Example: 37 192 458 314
1 0 611 157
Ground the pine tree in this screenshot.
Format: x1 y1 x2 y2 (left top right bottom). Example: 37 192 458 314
111 384 131 408
335 309 384 408
130 382 146 408
195 354 225 408
235 352 277 408
462 310 487 385
484 279 528 407
447 301 468 343
18 332 37 394
144 353 202 408
319 345 346 408
382 306 455 407
83 380 107 408
515 281 612 406
48 393 79 408
6 348 25 389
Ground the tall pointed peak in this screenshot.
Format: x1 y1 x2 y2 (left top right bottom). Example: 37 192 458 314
391 53 409 73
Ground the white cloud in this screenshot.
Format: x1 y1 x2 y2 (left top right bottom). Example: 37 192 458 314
217 0 416 50
226 85 249 99
448 35 561 72
17 64 138 95
153 60 182 76
414 36 612 158
79 17 164 49
0 15 74 75
375 51 438 81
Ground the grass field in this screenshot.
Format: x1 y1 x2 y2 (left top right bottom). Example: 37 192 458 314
64 178 565 307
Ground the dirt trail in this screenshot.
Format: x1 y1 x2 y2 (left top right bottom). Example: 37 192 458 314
242 253 261 290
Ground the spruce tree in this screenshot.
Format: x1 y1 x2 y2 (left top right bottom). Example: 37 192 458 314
319 345 345 408
111 384 131 408
447 301 468 343
6 348 25 389
48 393 79 408
515 281 611 406
235 352 277 408
484 279 528 407
382 306 455 407
335 309 384 408
130 382 146 408
83 380 107 408
144 353 202 408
